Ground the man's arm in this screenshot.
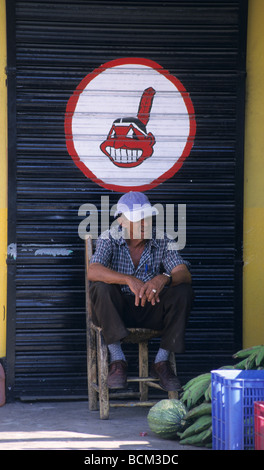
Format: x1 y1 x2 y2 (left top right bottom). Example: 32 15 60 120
170 263 192 286
88 262 128 284
88 262 191 307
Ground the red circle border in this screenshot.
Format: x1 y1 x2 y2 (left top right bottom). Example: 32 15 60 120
65 58 196 192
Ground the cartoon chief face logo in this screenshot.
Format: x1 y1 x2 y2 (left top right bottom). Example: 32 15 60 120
100 87 156 167
65 58 196 192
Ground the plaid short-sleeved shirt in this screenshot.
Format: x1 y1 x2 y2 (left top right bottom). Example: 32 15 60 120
90 226 190 295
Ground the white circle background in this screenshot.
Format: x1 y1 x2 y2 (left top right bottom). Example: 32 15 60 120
71 63 191 188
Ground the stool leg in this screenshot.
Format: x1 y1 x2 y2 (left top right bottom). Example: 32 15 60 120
168 352 178 399
87 326 98 411
169 351 177 374
97 330 109 419
138 341 148 402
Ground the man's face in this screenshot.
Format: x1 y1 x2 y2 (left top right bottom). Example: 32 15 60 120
119 215 152 241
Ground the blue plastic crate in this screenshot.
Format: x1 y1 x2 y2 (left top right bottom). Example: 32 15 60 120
211 369 264 450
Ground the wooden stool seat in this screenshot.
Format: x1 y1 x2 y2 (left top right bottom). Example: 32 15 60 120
85 236 178 419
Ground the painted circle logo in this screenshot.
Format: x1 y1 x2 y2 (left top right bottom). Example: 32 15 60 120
65 58 196 192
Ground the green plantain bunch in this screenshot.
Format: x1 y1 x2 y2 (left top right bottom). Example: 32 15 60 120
177 402 212 447
178 374 212 447
232 344 264 370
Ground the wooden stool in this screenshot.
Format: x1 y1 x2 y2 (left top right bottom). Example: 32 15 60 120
85 236 178 419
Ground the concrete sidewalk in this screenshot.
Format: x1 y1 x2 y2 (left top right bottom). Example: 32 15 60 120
0 400 208 451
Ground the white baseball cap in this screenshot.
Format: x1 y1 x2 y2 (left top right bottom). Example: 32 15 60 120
114 191 159 222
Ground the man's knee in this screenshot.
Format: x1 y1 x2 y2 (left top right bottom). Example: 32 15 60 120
89 282 124 315
169 282 194 298
90 281 119 298
178 282 194 300
164 282 194 309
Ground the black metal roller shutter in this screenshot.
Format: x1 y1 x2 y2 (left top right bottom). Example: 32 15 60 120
6 0 247 399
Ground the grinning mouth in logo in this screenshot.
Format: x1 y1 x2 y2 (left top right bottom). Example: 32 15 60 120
100 87 156 168
104 146 143 164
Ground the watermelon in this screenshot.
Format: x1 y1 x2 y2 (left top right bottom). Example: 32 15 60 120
147 399 187 440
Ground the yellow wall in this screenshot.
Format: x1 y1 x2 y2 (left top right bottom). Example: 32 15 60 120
243 0 264 347
0 0 7 358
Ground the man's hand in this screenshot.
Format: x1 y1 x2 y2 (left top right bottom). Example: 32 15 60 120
137 264 192 307
125 276 145 306
139 275 168 306
126 275 167 307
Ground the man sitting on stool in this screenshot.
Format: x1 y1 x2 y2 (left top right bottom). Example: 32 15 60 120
88 191 194 392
